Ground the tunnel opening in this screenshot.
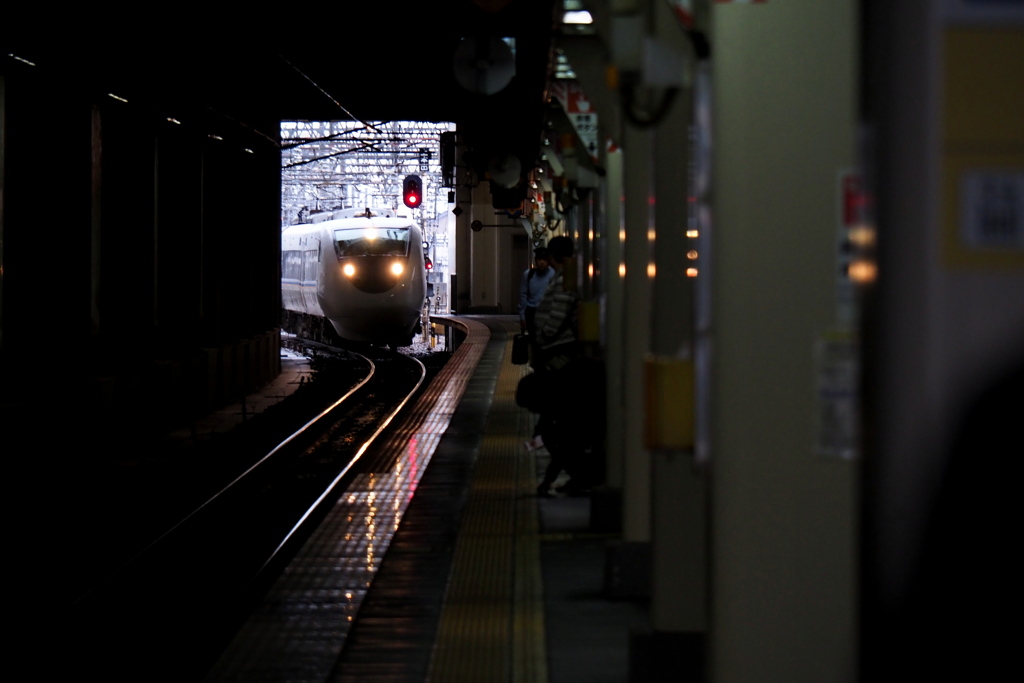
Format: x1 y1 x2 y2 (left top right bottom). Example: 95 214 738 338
281 120 457 317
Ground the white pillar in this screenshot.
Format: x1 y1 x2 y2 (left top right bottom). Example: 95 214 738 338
470 182 500 310
710 1 859 680
621 120 654 545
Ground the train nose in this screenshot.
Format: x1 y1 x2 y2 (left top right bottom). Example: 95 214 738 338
341 258 407 294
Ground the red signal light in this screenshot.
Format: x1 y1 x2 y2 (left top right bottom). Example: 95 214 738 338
424 256 433 270
403 175 423 209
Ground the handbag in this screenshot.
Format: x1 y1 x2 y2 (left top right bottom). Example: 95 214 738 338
511 333 530 365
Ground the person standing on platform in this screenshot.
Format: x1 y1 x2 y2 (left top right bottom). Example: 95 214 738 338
518 246 555 336
532 235 588 493
531 235 579 372
517 235 603 496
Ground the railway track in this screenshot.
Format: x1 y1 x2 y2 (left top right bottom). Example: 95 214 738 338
68 343 432 681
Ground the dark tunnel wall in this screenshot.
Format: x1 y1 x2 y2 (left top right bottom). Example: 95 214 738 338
1 50 282 427
2 0 559 433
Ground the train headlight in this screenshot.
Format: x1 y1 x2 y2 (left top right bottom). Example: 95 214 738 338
343 263 356 277
390 262 404 276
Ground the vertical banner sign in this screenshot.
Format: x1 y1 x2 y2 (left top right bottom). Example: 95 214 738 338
548 81 599 161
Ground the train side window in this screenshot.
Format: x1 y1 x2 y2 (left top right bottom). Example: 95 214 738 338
304 249 318 282
282 250 303 281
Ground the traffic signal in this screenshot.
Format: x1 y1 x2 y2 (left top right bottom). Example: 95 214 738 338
424 256 433 271
403 174 422 208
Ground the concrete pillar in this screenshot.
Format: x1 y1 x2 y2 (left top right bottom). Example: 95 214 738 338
614 5 710 678
557 29 629 529
605 0 667 604
709 2 858 681
621 117 654 542
650 74 707 638
602 146 627 494
603 117 655 602
470 181 500 310
0 59 94 357
154 122 203 343
454 138 473 314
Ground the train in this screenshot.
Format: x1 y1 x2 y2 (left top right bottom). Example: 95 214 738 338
281 207 428 347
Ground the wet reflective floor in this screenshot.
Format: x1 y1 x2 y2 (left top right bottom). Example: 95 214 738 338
206 319 491 681
205 316 644 683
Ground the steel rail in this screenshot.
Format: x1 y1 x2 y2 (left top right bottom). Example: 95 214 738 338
72 349 376 607
258 353 427 575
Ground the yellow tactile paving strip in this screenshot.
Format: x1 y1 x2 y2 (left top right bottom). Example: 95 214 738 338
427 319 546 683
206 317 493 682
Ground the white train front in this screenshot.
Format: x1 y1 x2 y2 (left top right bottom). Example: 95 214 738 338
282 207 427 346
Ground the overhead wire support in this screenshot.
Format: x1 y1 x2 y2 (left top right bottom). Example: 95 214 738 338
282 143 381 169
282 147 435 170
281 120 454 223
279 126 408 149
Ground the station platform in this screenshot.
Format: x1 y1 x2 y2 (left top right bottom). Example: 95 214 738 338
170 316 647 681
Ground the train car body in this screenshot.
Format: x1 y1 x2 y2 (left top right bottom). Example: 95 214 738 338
282 207 427 346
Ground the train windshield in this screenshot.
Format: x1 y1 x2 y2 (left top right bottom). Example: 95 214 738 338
334 227 411 258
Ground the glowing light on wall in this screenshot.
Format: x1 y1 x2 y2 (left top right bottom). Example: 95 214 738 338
619 263 627 277
848 259 877 283
687 268 698 277
848 226 876 248
647 263 656 277
687 250 698 260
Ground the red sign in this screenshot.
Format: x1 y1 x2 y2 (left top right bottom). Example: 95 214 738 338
841 174 866 227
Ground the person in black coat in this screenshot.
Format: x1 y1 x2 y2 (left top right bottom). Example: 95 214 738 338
517 356 606 496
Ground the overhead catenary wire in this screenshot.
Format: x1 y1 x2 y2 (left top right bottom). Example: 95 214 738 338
278 53 382 135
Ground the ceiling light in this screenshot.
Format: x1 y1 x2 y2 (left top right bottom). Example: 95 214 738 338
563 10 593 25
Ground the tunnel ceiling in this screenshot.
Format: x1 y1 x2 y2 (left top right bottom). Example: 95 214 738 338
9 0 560 182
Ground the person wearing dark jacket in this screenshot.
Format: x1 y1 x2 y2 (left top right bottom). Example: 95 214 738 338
517 355 606 496
532 235 580 372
